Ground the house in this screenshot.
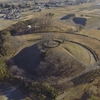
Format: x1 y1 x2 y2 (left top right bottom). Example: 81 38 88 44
26 25 32 29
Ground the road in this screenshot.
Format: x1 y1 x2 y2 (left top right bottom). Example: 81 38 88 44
0 83 27 100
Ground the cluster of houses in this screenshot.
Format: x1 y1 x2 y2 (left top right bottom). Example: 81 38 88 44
42 1 64 7
34 0 92 8
0 0 92 20
0 8 21 20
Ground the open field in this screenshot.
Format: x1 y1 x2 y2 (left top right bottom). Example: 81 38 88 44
65 33 100 59
86 28 100 38
61 41 95 64
0 18 17 30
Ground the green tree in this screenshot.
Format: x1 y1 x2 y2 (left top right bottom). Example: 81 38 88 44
33 83 58 100
0 60 8 81
2 30 10 35
21 82 58 100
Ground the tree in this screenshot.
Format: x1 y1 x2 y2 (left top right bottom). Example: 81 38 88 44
20 81 58 100
0 59 8 81
31 83 58 100
78 24 84 31
2 30 10 35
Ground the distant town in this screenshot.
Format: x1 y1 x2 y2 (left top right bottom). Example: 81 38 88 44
0 0 94 20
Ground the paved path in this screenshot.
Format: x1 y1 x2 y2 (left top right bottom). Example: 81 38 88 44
0 83 27 100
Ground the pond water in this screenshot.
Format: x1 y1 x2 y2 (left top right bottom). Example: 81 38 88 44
60 14 75 20
73 17 87 26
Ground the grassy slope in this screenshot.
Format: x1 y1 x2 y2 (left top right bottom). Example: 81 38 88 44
60 41 95 65
64 33 100 59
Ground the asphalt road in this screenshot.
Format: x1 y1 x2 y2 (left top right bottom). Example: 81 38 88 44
0 83 26 100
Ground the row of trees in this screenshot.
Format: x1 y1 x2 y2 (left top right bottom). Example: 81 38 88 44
10 77 58 100
21 82 58 100
0 32 8 56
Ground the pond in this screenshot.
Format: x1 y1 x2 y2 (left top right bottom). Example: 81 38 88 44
73 17 87 26
60 14 75 20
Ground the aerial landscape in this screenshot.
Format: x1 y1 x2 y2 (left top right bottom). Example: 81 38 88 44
0 0 100 100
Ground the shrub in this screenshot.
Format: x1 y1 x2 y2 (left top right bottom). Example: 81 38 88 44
2 30 11 35
20 81 58 100
0 59 8 81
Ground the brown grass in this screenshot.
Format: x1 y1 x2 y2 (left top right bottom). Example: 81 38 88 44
64 33 100 59
61 41 95 65
86 29 100 39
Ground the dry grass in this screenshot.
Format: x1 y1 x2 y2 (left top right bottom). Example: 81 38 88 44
0 18 17 30
57 84 88 100
86 29 100 39
0 95 8 100
86 17 100 26
61 41 95 65
15 34 42 41
64 33 100 59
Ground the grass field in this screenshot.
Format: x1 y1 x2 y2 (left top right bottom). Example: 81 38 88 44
61 41 95 64
86 29 100 38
